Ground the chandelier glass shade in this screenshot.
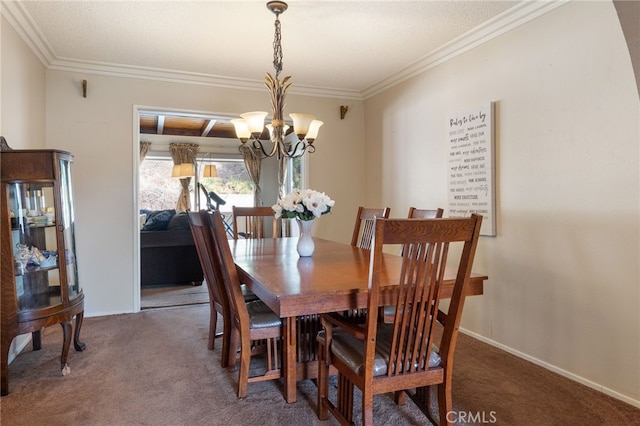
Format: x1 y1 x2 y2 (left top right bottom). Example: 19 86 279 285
232 1 322 159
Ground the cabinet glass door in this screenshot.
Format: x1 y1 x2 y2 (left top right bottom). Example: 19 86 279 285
8 182 61 312
59 159 80 299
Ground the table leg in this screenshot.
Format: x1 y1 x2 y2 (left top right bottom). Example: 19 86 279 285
284 316 297 403
32 330 42 351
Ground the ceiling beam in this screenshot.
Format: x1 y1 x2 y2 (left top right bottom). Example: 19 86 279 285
157 115 165 135
201 119 216 137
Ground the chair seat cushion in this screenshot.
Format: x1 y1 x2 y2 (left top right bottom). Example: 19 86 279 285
383 305 396 317
323 323 441 377
247 300 282 329
241 284 259 302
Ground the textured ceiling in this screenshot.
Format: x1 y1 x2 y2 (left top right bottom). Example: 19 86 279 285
5 0 529 97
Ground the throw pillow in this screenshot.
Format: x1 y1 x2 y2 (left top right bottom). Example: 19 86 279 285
142 209 176 231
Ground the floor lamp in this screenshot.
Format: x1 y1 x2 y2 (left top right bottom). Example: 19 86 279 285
171 160 218 211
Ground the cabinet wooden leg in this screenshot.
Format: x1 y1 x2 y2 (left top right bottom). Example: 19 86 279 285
73 312 86 351
1 342 9 396
32 330 42 351
60 321 72 376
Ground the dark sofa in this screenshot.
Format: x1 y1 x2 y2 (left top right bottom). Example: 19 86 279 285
140 210 203 287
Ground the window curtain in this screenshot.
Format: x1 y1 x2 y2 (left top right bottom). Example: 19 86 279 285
139 141 152 163
239 145 262 207
170 142 199 211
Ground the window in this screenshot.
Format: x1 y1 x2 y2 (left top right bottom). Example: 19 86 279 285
288 156 303 192
139 157 253 212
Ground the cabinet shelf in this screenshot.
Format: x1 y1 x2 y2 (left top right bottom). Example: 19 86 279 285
14 264 59 277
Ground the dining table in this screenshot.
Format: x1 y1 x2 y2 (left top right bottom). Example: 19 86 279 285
230 236 488 403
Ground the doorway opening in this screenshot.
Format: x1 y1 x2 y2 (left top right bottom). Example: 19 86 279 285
134 107 307 311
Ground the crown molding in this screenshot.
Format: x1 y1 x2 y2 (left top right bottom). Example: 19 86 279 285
45 57 364 100
2 0 55 66
3 0 568 101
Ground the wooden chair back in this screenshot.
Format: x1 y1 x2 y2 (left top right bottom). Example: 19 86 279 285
398 207 443 260
350 206 391 249
232 206 280 239
407 207 444 219
187 211 231 365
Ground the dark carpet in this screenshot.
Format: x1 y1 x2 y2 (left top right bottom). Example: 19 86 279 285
1 304 639 425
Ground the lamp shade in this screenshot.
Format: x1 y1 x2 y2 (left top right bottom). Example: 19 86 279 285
203 164 218 178
171 163 195 178
266 123 290 140
289 113 315 139
240 111 268 135
305 120 323 141
231 119 251 141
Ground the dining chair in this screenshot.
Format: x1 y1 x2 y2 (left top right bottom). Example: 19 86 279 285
346 206 392 321
188 211 259 367
231 207 317 373
407 206 444 219
317 214 483 425
208 210 283 398
381 207 446 323
350 206 391 249
232 206 280 239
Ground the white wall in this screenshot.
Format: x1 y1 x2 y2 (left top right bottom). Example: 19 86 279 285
364 1 639 404
1 16 45 148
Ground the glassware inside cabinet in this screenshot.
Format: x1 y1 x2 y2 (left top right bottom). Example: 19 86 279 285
8 182 62 312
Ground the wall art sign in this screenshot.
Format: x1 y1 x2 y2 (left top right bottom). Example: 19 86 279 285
447 102 496 236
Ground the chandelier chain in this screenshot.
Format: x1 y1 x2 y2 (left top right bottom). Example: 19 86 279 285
273 15 283 79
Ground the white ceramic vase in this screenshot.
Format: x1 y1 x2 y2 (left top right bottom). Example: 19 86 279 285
296 219 315 257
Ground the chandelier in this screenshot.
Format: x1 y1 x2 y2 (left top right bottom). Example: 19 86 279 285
231 1 322 159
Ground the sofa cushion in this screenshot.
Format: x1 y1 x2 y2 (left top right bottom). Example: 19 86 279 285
167 211 190 230
139 213 147 230
141 209 176 231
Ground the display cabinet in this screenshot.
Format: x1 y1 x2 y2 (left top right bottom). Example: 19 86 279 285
1 146 85 396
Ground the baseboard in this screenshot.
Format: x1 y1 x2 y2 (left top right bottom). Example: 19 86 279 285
460 328 640 409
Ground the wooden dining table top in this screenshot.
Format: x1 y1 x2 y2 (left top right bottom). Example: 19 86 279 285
231 237 488 318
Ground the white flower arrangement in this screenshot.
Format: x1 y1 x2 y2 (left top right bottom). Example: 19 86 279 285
272 188 335 221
